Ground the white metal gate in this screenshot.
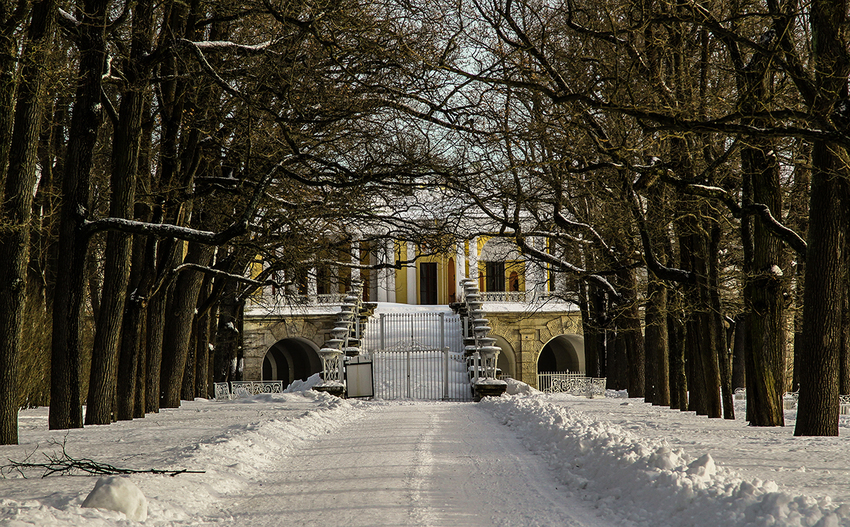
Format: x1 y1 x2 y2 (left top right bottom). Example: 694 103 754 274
360 311 471 401
362 312 464 353
365 348 472 401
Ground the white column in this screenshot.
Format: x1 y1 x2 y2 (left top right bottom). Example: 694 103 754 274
468 236 479 283
453 241 465 304
307 267 317 298
407 242 417 305
456 242 466 281
376 242 388 302
350 240 361 286
383 240 396 302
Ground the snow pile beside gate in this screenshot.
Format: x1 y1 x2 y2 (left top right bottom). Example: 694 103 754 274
503 377 539 396
480 394 846 527
283 372 322 392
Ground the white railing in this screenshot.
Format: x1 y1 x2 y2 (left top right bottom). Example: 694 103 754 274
321 353 345 384
214 381 284 400
783 392 850 415
474 291 574 304
478 291 531 303
538 372 606 397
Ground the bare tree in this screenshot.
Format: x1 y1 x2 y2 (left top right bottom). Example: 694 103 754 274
0 0 56 444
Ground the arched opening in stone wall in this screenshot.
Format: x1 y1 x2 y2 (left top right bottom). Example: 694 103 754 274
493 336 515 379
262 337 322 384
537 334 585 374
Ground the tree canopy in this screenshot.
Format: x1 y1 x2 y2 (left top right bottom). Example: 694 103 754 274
0 0 847 443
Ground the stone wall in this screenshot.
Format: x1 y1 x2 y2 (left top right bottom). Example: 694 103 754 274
242 314 336 380
241 309 583 389
479 311 583 389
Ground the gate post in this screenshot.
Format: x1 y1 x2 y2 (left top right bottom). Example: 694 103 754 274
443 347 449 400
439 312 445 350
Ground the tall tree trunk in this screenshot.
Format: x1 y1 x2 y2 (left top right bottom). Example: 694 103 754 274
788 144 810 393
580 281 604 379
795 0 850 437
51 0 117 429
740 129 785 426
116 207 154 421
160 243 214 408
668 307 687 410
215 280 241 383
645 276 669 405
795 140 848 436
0 0 55 444
590 285 608 379
841 251 850 396
577 282 591 378
621 268 645 398
116 295 143 421
48 0 100 429
181 329 197 401
54 0 113 427
144 271 172 414
644 182 670 405
134 304 148 418
710 224 734 419
195 288 216 398
680 216 722 418
731 315 747 391
86 142 135 423
86 0 154 426
611 331 627 391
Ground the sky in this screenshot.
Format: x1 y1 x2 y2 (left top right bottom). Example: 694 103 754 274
2 381 850 526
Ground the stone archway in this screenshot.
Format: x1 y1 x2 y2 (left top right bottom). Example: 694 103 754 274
537 334 585 374
262 337 322 384
493 336 516 379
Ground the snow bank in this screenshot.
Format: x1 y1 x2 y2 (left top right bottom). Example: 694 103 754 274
0 391 366 526
283 372 322 392
81 477 147 521
503 378 538 396
480 394 848 527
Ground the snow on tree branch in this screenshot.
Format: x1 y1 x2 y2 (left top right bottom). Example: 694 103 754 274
83 161 280 243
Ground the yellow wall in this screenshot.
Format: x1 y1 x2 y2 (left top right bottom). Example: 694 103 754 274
476 239 526 293
390 237 533 304
464 240 470 278
506 260 526 291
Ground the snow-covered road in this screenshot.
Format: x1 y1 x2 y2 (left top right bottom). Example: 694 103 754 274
219 402 605 526
7 388 850 526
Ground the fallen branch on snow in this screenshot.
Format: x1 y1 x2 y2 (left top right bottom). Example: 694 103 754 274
1 438 205 478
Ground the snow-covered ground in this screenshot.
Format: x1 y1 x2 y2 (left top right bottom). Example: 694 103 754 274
3 385 850 526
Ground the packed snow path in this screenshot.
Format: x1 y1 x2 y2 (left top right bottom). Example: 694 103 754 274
220 402 605 526
7 390 850 525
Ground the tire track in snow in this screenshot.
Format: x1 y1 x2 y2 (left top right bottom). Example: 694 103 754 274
406 408 437 525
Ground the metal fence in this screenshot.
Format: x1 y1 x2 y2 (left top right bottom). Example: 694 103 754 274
362 312 464 354
363 348 472 401
538 372 606 397
214 381 284 400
